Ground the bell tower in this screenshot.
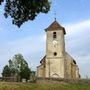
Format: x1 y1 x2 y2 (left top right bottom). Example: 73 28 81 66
45 20 66 78
37 19 80 79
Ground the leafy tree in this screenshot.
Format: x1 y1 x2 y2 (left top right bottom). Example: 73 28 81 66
2 53 31 81
30 71 36 81
8 59 16 76
2 65 11 77
19 66 31 81
0 0 50 27
0 0 4 5
12 54 31 80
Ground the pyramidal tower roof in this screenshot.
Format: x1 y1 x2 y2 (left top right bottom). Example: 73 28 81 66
45 20 66 34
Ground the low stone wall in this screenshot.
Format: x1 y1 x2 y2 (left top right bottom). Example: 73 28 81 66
37 77 90 84
0 77 14 82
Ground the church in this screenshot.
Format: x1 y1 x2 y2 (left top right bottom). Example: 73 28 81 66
37 19 80 79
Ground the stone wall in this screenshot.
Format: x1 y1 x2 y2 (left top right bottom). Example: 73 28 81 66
37 78 90 84
45 58 65 78
37 65 45 78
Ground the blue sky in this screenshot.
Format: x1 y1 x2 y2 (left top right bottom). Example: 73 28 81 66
0 0 90 78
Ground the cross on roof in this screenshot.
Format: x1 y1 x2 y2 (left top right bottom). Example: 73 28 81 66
54 11 57 21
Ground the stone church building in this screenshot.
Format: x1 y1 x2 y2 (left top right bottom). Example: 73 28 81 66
37 20 80 79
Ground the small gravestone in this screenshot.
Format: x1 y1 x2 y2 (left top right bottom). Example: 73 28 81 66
22 79 26 83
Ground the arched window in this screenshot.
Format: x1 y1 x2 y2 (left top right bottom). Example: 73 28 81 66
53 32 57 39
54 52 57 56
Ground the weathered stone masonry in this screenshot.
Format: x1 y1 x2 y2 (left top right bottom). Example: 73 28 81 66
37 20 80 79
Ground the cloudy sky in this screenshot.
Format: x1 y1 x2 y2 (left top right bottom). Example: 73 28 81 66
0 0 90 78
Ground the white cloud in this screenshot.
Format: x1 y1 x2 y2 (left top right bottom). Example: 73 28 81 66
9 35 45 53
65 20 90 35
0 27 3 31
1 34 45 57
65 19 90 52
0 34 46 76
0 19 90 78
65 19 90 78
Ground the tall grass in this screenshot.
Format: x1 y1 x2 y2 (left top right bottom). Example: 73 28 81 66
0 81 90 90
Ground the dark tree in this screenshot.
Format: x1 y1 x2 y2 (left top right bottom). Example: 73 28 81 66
19 66 31 81
2 65 11 77
12 54 31 80
2 53 31 81
8 59 16 76
0 0 4 5
11 53 31 81
0 0 50 27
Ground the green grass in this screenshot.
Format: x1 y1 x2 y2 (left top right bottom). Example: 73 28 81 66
0 81 90 90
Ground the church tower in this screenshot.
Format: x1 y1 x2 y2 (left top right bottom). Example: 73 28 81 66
37 20 80 79
45 20 66 78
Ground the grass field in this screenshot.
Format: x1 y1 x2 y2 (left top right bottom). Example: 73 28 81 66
0 81 90 90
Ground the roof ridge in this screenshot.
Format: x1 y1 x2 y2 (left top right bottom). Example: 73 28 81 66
45 20 66 34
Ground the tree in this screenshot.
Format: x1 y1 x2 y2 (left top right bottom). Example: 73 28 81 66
8 59 16 76
2 53 31 81
12 54 31 80
2 65 11 77
12 54 31 81
19 66 31 81
0 0 50 27
0 0 4 5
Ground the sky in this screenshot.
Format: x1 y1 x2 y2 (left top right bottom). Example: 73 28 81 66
0 0 90 78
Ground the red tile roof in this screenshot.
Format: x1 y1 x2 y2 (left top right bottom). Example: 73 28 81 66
45 20 66 34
